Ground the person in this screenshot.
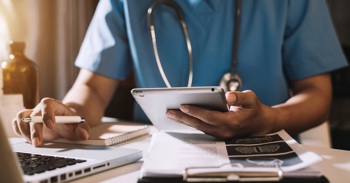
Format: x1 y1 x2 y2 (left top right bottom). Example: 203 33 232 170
13 0 348 146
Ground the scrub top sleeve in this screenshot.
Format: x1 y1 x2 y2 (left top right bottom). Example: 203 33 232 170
282 0 348 81
75 0 132 80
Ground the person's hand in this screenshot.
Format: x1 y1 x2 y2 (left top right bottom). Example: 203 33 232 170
12 97 90 147
166 90 275 139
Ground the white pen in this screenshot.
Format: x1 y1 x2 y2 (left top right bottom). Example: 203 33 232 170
22 116 85 123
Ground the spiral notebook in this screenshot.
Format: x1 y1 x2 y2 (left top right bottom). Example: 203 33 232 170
55 121 150 146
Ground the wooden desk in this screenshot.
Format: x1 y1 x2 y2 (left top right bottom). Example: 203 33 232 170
71 131 350 183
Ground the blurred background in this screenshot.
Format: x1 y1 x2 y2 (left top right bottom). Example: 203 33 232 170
0 0 349 149
0 0 99 99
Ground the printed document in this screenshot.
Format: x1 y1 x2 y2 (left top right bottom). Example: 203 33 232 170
140 130 322 178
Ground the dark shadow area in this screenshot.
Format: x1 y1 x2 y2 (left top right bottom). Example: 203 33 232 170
330 45 350 150
104 72 135 121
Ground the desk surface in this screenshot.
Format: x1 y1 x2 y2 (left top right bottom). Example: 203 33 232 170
70 131 350 183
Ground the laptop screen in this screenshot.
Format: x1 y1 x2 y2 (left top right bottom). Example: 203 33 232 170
0 115 25 183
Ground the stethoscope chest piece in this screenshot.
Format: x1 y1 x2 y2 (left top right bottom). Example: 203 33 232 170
220 72 242 92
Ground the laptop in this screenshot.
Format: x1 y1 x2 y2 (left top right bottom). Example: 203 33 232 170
0 116 143 183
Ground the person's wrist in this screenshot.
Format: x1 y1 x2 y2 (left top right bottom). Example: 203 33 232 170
260 105 281 134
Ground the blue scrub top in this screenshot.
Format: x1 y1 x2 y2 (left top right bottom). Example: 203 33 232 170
75 0 348 123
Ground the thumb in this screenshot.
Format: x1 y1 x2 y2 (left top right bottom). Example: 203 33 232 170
225 90 256 107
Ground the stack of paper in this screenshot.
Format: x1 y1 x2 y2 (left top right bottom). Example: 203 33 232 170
139 130 327 182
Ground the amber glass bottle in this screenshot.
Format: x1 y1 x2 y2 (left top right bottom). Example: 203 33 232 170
2 42 39 109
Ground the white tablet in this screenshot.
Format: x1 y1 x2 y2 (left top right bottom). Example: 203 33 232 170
131 86 228 131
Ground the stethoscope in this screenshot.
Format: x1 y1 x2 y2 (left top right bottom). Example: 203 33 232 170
148 0 242 92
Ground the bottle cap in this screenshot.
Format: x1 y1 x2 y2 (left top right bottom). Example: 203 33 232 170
9 41 25 53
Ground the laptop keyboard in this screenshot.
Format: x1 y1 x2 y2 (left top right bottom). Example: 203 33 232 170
16 152 87 175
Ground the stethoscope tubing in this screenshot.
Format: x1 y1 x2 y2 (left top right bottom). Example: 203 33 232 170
148 0 193 88
147 0 241 91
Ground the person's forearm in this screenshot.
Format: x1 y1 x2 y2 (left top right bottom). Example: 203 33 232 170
61 69 119 128
269 74 332 135
62 85 107 127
